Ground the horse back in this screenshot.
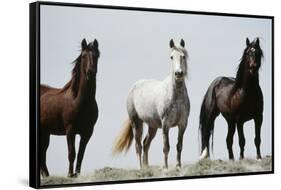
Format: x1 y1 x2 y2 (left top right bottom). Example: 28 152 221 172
40 84 52 96
210 76 263 120
127 79 161 118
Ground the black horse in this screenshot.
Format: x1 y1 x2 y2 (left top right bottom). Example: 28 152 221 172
199 38 263 160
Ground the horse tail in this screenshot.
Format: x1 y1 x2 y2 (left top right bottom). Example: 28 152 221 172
199 97 210 157
112 118 134 155
199 78 220 159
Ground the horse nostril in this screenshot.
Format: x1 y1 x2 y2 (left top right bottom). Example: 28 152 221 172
250 63 257 70
175 71 183 77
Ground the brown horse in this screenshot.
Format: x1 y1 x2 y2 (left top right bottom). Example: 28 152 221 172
40 38 100 178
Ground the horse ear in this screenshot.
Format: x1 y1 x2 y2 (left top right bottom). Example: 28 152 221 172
180 39 185 47
169 39 175 48
93 39 99 48
256 38 260 47
246 38 250 46
81 38 87 50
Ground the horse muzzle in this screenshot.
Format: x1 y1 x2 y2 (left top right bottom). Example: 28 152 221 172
249 64 258 75
175 71 184 80
86 70 97 80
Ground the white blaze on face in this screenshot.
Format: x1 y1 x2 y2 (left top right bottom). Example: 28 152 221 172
170 48 186 78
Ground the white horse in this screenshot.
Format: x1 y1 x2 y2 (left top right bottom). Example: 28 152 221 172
112 39 190 169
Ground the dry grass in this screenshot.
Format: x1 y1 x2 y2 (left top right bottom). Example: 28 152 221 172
41 155 272 186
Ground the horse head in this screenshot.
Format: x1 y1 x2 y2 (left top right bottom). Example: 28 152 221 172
80 38 100 80
169 39 188 83
244 37 263 76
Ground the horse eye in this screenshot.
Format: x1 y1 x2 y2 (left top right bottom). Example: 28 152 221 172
182 55 186 59
170 56 173 60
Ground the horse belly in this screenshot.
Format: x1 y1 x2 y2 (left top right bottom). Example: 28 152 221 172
49 127 65 135
139 107 161 126
41 112 65 135
40 96 66 135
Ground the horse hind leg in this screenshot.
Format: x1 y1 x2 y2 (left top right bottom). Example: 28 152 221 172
142 126 157 168
40 132 50 178
131 118 143 169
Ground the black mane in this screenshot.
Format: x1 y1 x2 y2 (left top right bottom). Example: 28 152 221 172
234 39 263 90
71 55 82 97
60 54 81 97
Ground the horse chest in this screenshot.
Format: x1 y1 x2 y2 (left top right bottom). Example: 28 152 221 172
163 100 186 126
63 100 98 131
241 97 260 114
230 90 262 121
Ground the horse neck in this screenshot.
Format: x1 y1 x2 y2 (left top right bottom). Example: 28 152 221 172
71 72 96 104
243 74 260 92
166 74 186 99
234 71 260 94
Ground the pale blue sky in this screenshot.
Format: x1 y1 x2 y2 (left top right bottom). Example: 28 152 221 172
40 5 272 175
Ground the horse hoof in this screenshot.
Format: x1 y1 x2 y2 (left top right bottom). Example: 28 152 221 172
67 173 78 178
142 165 149 170
41 174 49 179
162 167 169 174
41 171 49 178
239 156 244 160
176 165 181 171
162 165 168 171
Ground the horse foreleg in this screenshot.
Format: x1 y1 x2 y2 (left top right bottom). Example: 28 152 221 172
237 122 245 160
40 132 50 178
75 135 90 175
176 126 186 168
226 120 236 160
162 127 170 169
66 132 76 177
254 115 263 160
143 127 157 168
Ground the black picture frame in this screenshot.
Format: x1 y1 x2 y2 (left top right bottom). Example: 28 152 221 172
30 1 274 188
